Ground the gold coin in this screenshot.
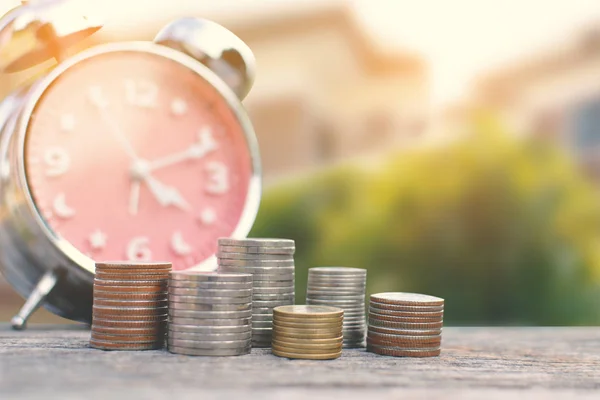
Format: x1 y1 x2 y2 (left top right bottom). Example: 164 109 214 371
272 339 342 351
91 332 164 342
96 261 172 270
273 305 343 319
367 344 441 357
273 326 342 335
273 320 343 329
271 336 343 346
91 325 166 336
272 343 342 354
93 299 168 308
272 348 342 360
92 305 168 316
273 315 343 324
89 339 163 351
95 273 169 281
92 284 168 293
273 331 341 340
93 291 168 301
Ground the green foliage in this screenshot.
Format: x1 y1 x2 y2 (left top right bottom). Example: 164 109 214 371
250 118 600 325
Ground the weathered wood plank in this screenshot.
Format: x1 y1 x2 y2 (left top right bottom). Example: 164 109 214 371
1 325 599 399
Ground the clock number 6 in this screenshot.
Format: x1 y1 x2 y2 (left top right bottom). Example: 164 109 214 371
127 237 152 261
205 161 229 195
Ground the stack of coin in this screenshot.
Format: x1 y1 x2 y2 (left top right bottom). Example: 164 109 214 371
306 267 367 348
367 292 444 357
167 271 253 357
90 262 171 351
217 238 295 348
272 305 344 360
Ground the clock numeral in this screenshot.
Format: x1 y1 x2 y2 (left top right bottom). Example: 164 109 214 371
44 147 70 177
89 230 107 250
171 231 192 256
89 86 109 108
125 79 158 108
205 161 229 195
127 237 152 261
53 193 75 219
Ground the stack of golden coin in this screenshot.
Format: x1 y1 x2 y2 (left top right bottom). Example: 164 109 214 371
90 262 171 351
367 292 444 357
272 305 344 360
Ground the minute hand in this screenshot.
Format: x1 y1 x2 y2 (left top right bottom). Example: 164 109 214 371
148 135 218 172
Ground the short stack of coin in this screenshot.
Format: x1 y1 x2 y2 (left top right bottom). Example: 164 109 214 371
306 267 367 348
217 238 295 348
367 292 444 357
90 262 171 351
167 271 253 357
272 305 343 360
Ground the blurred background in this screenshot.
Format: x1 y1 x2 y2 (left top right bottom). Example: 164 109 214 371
2 0 600 325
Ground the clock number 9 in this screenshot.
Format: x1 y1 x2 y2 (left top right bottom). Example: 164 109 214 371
127 237 152 261
206 161 229 195
44 147 70 177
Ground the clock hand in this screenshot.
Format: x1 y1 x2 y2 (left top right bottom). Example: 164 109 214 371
92 96 140 161
148 128 218 172
145 175 192 211
128 181 141 216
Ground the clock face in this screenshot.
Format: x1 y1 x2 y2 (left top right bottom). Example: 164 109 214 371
24 50 257 271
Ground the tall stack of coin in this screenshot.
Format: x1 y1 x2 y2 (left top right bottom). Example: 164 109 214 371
367 292 444 357
217 238 295 348
306 267 367 348
90 262 171 351
272 305 343 360
167 271 253 357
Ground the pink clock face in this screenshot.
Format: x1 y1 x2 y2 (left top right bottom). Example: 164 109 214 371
25 50 256 271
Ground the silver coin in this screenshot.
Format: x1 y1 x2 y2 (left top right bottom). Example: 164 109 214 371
253 286 295 294
253 280 295 288
342 323 368 329
306 283 366 290
253 299 294 308
309 267 367 275
369 302 444 312
252 293 295 301
169 302 251 312
252 327 275 334
218 238 295 247
168 294 252 304
217 252 295 261
218 245 295 255
169 271 252 282
307 299 365 306
168 338 251 349
218 258 295 267
251 321 274 329
307 289 365 295
169 287 253 298
252 315 273 322
249 274 295 282
169 323 251 334
307 274 366 281
168 280 253 290
370 292 444 307
168 316 252 326
307 294 365 301
218 266 295 275
252 307 276 314
168 345 251 357
168 309 253 319
167 330 252 341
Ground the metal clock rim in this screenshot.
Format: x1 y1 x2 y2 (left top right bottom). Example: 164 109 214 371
14 41 262 274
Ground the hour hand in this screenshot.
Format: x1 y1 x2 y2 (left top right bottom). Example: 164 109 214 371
145 176 192 211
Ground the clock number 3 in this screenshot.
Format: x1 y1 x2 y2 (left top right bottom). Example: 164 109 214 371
127 237 152 261
205 161 229 195
125 79 158 108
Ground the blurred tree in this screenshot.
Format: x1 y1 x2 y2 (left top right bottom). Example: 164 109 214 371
251 115 600 326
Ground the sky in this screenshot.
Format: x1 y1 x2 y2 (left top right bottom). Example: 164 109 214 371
4 0 600 107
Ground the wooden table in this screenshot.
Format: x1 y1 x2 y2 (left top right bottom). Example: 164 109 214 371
1 325 599 399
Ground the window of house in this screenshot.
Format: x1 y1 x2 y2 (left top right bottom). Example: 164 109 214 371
571 97 600 152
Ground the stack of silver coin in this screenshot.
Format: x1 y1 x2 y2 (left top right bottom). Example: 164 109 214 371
217 238 295 348
306 267 367 348
167 271 253 357
90 262 171 351
367 292 444 357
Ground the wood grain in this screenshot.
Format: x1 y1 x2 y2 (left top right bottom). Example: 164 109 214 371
1 325 599 399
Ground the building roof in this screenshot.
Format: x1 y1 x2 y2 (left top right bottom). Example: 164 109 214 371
97 3 425 78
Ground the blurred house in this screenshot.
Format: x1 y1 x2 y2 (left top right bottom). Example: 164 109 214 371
474 26 600 180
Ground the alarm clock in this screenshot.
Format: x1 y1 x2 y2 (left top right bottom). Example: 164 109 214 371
0 1 262 329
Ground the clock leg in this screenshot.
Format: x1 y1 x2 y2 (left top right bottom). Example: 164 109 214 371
11 271 58 330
